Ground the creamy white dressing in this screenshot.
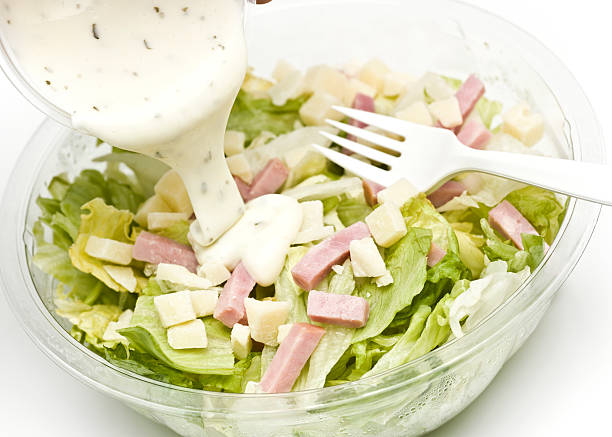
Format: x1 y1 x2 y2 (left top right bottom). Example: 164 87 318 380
0 0 247 244
189 194 303 287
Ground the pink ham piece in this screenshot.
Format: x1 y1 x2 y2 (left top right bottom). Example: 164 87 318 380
427 181 467 208
133 231 198 273
234 176 252 202
457 119 491 149
455 74 485 119
345 93 376 149
260 323 325 393
213 262 256 328
291 222 371 291
488 200 539 250
307 290 370 328
427 242 447 267
247 158 289 200
362 179 385 206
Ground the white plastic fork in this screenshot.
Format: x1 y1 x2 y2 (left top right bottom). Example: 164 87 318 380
313 106 612 205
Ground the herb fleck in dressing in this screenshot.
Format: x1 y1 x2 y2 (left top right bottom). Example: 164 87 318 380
0 0 248 245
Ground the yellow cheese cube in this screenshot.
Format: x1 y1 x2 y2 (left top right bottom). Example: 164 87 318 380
85 236 133 265
365 203 407 248
276 323 294 344
147 212 190 231
268 70 304 106
167 319 207 350
156 263 212 289
102 309 133 342
501 103 545 146
243 298 290 346
423 72 455 101
190 289 219 318
377 178 419 207
375 271 394 287
231 323 252 360
134 194 171 227
154 290 197 328
226 153 254 184
154 170 193 215
349 237 387 277
429 97 463 128
103 265 137 293
299 92 343 126
303 65 352 104
197 261 231 286
224 130 246 157
383 72 415 97
271 59 297 82
346 78 377 105
358 59 391 93
395 101 434 126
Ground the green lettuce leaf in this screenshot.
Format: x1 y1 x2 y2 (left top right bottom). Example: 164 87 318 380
294 262 356 391
401 194 459 254
119 296 235 375
69 198 143 292
153 220 191 246
352 227 431 344
199 353 261 393
504 186 564 245
56 302 121 346
274 246 309 323
476 97 503 129
336 196 373 227
228 90 307 144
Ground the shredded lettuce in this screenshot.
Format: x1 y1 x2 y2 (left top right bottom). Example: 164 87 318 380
476 97 503 129
274 246 309 323
153 220 191 246
336 196 373 227
119 296 235 375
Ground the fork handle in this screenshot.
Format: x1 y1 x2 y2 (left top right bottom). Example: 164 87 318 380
458 148 612 206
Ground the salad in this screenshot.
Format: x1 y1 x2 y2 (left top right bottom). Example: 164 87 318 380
32 59 565 394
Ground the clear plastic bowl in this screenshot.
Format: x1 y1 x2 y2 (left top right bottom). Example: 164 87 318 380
0 1 604 436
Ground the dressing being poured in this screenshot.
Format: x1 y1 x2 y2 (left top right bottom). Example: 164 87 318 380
0 0 248 245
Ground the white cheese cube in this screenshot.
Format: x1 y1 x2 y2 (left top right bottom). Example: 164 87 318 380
358 59 391 93
85 236 133 265
167 319 207 350
224 130 246 157
282 146 310 170
395 101 434 126
190 289 219 318
134 194 171 227
102 309 133 342
147 212 190 231
231 323 252 360
423 72 455 101
300 201 324 231
277 323 294 344
365 203 407 248
349 237 387 278
272 59 297 82
377 178 419 207
197 261 231 286
429 97 463 129
501 103 545 146
375 270 394 287
303 65 352 104
346 78 377 104
456 173 484 194
293 226 335 245
154 170 193 215
243 298 290 346
154 290 197 328
156 263 212 289
383 72 415 97
268 70 304 106
103 265 137 293
244 381 262 394
226 153 254 184
299 92 343 126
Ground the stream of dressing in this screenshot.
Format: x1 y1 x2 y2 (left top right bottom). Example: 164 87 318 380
0 0 248 245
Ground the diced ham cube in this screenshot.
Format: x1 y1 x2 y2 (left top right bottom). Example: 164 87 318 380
346 93 376 147
457 119 492 149
456 74 485 119
260 323 325 393
133 231 198 273
213 262 256 328
362 179 385 206
427 181 467 208
427 242 447 267
247 158 289 200
234 176 251 202
307 290 370 328
488 200 539 250
291 222 371 291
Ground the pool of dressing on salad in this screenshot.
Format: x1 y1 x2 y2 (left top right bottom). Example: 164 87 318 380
0 0 259 246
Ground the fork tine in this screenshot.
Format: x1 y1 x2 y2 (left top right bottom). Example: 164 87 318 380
312 145 393 187
332 106 410 137
319 131 396 165
325 119 404 152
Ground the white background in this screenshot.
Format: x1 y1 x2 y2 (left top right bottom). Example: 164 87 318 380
0 1 610 435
